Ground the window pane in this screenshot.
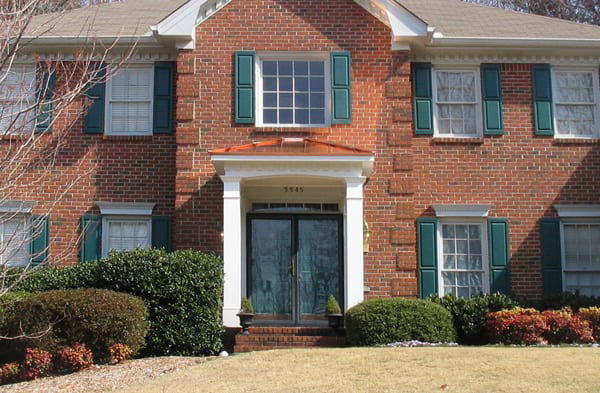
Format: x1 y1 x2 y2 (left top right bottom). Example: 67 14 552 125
457 255 468 269
310 77 325 92
443 240 455 254
1 217 28 266
279 109 293 124
264 93 277 108
278 61 293 75
107 220 150 253
310 61 324 75
110 102 151 133
443 255 455 269
0 65 36 133
442 224 455 239
263 61 277 76
294 61 308 75
263 77 278 92
280 77 293 92
295 77 309 92
295 109 309 124
111 68 152 100
279 93 293 108
296 93 309 108
263 109 277 124
310 93 325 108
310 109 324 124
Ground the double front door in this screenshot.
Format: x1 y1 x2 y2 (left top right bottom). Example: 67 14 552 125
247 214 343 324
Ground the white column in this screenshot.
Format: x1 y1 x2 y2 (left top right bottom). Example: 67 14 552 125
345 177 366 311
222 176 242 327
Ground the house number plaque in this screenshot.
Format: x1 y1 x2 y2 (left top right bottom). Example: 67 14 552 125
284 186 304 193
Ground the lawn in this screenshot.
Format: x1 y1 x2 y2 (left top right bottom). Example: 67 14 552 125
116 347 600 393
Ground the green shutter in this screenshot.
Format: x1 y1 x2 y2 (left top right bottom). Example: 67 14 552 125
235 51 255 124
418 217 438 298
80 215 101 262
331 51 352 124
488 218 510 294
30 215 49 266
540 217 562 296
152 216 172 251
412 63 433 135
481 64 504 135
36 67 55 133
153 62 174 133
84 67 106 134
532 64 554 135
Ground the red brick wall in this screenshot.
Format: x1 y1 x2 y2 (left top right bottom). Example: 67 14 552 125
2 66 176 266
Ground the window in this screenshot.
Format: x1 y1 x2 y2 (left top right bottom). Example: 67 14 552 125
553 69 599 138
102 217 151 257
438 221 489 297
0 215 29 267
105 65 154 135
562 222 600 296
257 54 330 127
433 68 482 137
0 64 36 133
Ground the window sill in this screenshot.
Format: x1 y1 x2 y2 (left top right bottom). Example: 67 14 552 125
102 135 155 141
553 138 600 145
431 137 484 145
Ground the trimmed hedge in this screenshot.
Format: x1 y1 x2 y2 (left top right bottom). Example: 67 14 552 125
18 248 224 356
345 298 456 346
0 289 148 363
429 293 518 345
0 291 31 333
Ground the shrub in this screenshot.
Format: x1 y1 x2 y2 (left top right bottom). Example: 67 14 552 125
0 291 31 329
485 308 547 345
542 308 594 344
55 343 94 372
325 295 341 315
528 291 600 311
579 307 600 342
0 362 20 384
18 248 224 357
1 288 148 363
109 343 133 364
19 348 52 380
345 298 456 346
240 297 254 314
429 293 518 345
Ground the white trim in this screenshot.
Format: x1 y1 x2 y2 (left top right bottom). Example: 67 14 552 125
104 64 154 136
95 202 155 216
0 201 34 214
431 66 483 138
559 220 600 295
436 220 490 297
555 204 600 218
551 67 600 139
255 53 331 128
101 216 152 258
432 204 492 218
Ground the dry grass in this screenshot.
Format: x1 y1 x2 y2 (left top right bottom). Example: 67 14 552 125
116 347 600 393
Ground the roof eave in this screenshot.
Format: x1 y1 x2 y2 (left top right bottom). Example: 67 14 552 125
429 36 600 49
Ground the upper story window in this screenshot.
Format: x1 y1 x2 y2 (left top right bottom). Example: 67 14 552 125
105 65 154 136
256 54 331 127
553 69 599 138
0 64 36 133
433 68 482 137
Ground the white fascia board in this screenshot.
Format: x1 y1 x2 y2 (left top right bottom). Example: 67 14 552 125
154 0 232 49
555 204 600 218
432 204 492 218
354 0 427 40
429 36 600 49
0 201 34 214
96 202 155 216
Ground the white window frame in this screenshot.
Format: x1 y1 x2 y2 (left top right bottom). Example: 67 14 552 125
104 63 154 136
0 214 30 267
432 66 483 138
255 52 331 128
551 67 600 139
436 219 490 298
101 216 152 257
559 219 600 295
0 63 36 134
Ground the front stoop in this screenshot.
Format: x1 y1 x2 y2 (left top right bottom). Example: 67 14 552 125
233 327 346 353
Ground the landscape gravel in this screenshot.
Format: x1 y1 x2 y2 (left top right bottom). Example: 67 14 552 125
0 356 207 393
385 340 459 347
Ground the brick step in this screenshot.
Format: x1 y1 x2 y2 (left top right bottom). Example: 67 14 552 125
233 327 346 353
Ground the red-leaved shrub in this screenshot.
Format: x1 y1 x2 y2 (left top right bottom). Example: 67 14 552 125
579 307 600 342
109 343 133 364
19 348 52 380
0 362 20 384
542 308 594 344
56 343 94 372
485 308 547 345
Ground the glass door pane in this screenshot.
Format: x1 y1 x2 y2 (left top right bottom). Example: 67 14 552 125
297 218 341 321
250 219 293 321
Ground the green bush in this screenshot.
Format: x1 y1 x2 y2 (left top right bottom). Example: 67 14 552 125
18 248 224 357
345 298 456 346
525 291 600 312
0 288 148 363
429 293 518 345
0 291 31 331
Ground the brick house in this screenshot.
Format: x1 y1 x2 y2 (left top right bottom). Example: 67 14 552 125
5 0 600 329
